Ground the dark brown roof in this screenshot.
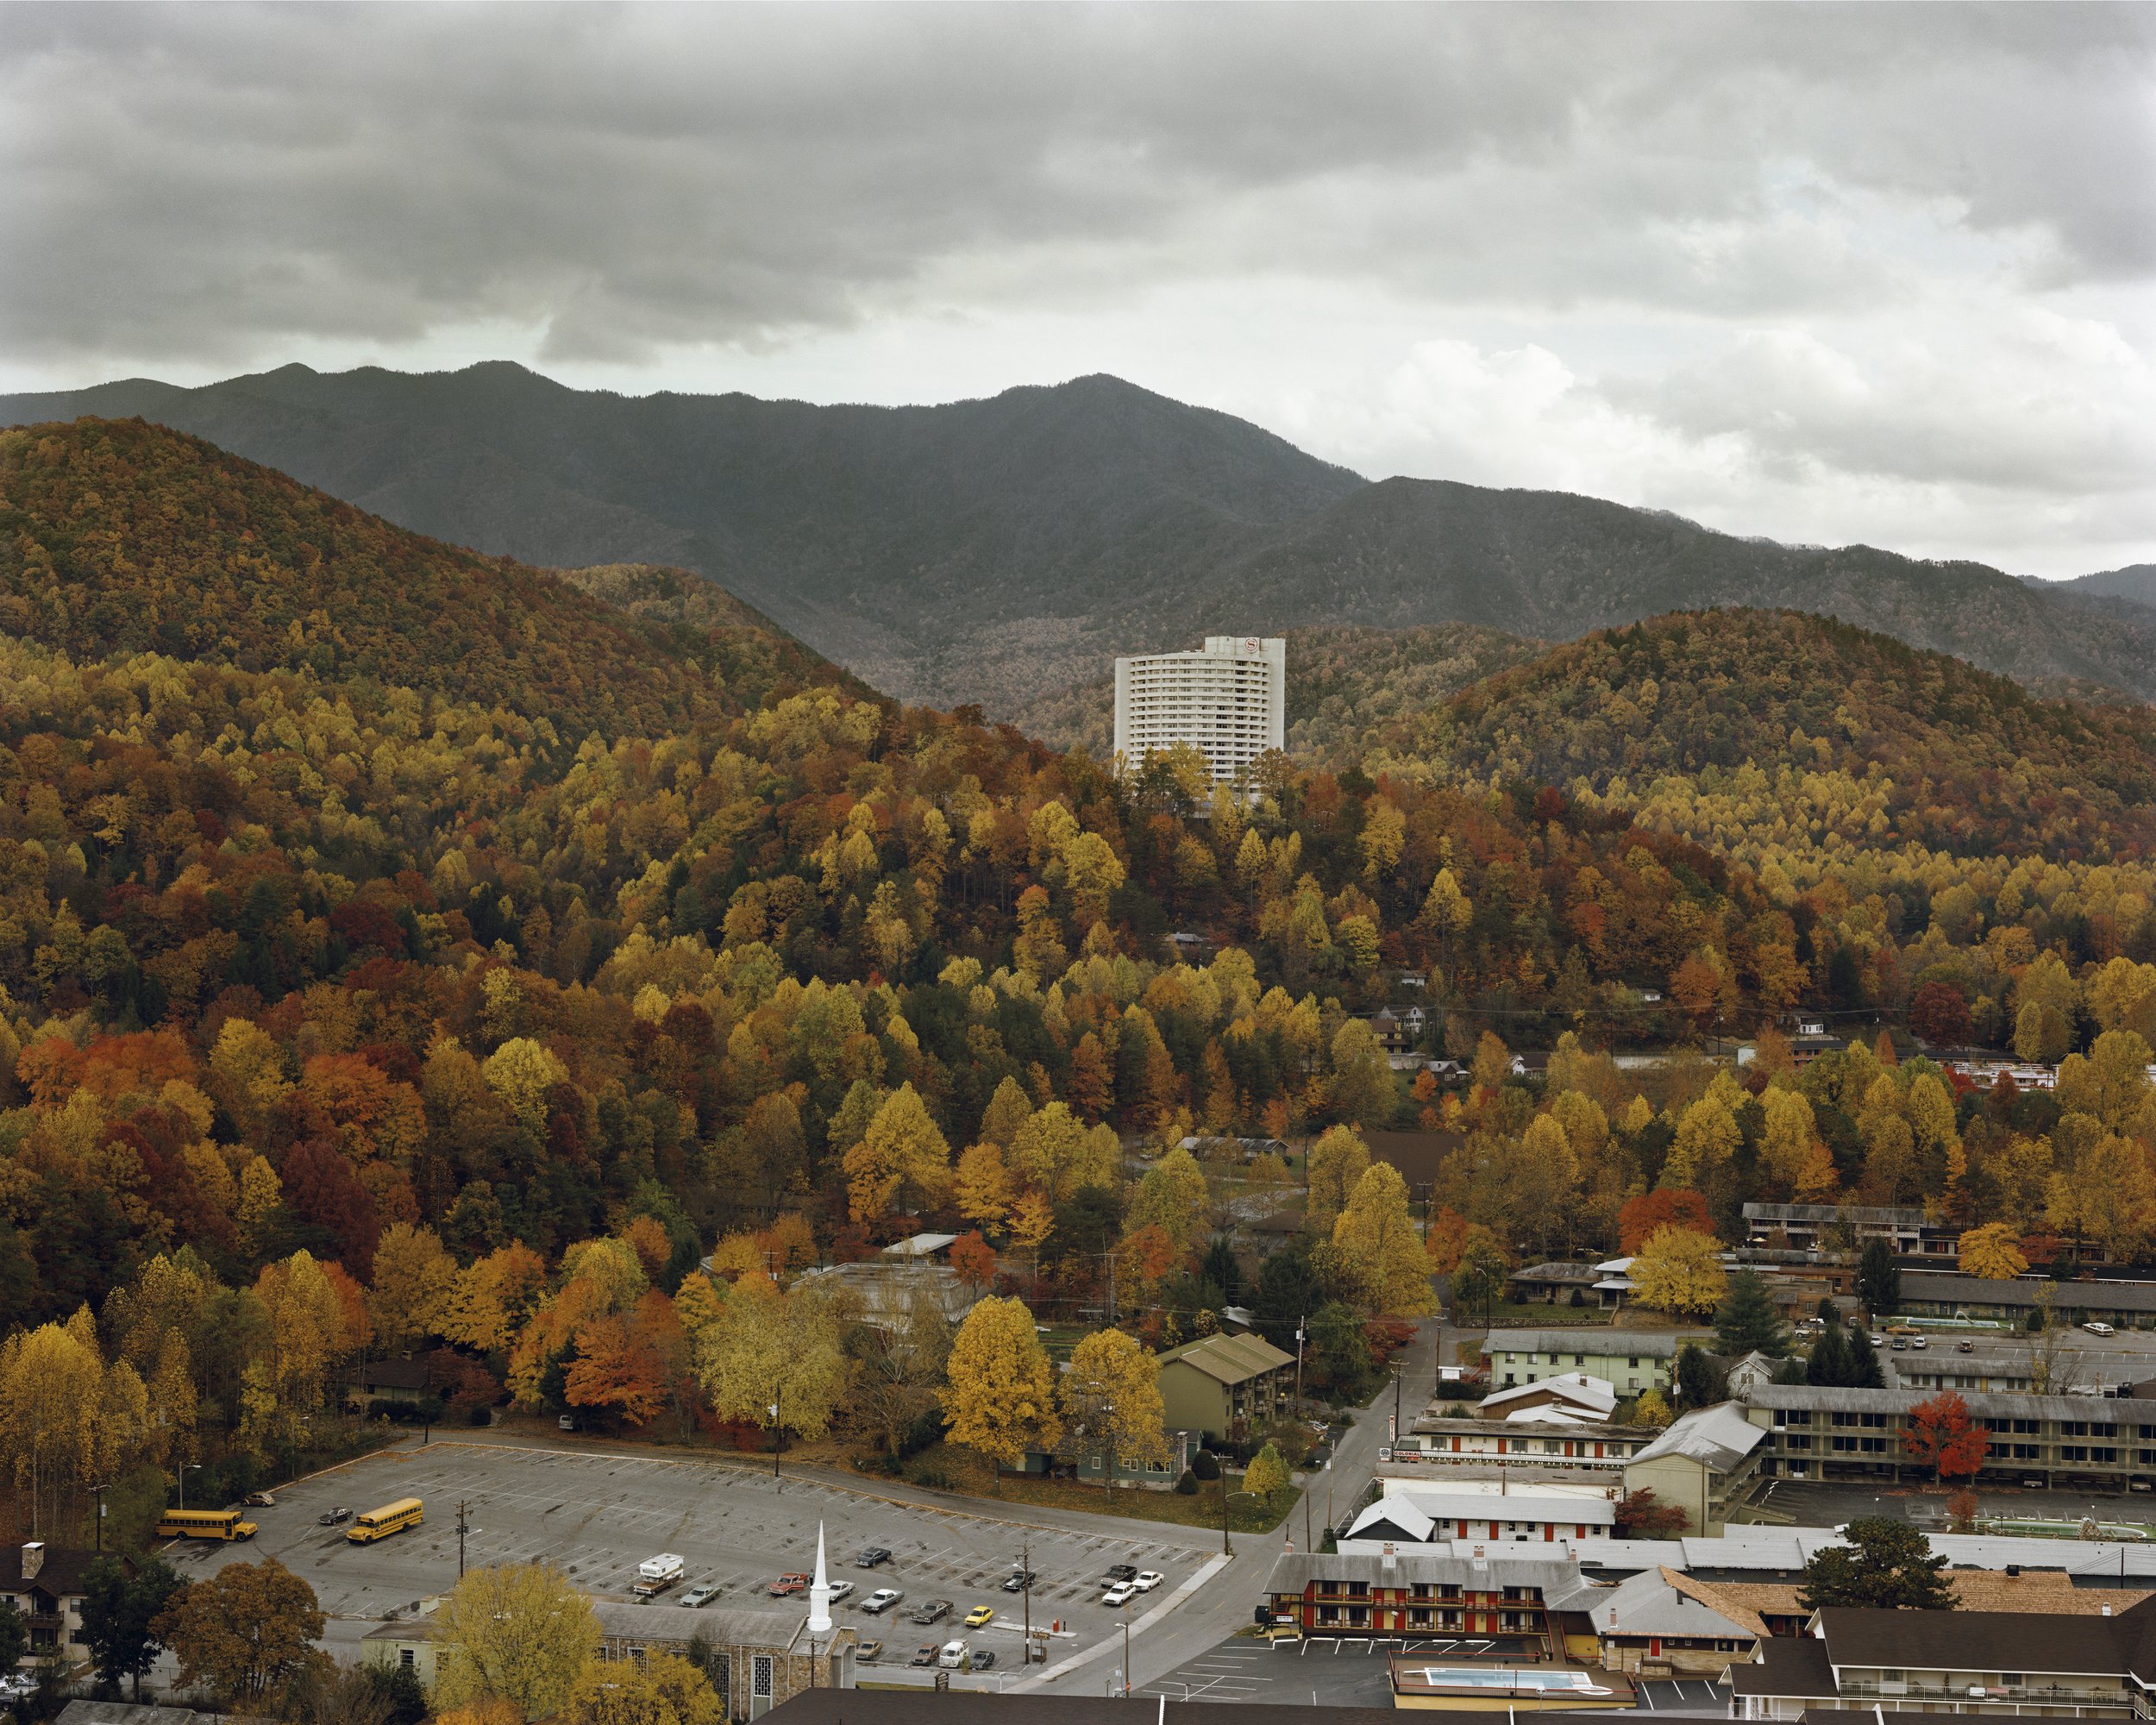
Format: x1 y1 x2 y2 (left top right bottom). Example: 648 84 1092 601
1817 1603 2150 1677
2 1546 132 1596
1728 1636 1835 1699
354 1358 432 1390
764 1694 1623 1725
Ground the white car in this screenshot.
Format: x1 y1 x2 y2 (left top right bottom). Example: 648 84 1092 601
827 1579 856 1601
1102 1581 1138 1608
862 1589 904 1615
938 1639 969 1669
1131 1571 1164 1592
2086 1321 2117 1337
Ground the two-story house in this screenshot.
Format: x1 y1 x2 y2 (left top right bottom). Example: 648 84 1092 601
3 1542 128 1673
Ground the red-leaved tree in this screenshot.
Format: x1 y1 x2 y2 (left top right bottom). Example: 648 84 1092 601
1908 982 1972 1049
1614 1489 1690 1539
1902 1389 1990 1481
1619 1189 1714 1252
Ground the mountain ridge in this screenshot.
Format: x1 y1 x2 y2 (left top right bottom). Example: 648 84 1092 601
4 361 2151 710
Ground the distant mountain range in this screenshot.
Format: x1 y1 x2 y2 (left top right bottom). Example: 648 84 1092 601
4 361 2151 710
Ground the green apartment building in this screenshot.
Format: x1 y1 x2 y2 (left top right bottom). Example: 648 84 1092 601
1155 1332 1296 1440
1482 1328 1698 1396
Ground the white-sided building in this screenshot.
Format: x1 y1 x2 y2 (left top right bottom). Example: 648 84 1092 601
1343 1480 1619 1548
1113 636 1285 783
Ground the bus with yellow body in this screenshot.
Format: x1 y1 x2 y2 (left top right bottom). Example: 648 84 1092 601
155 1508 257 1542
348 1497 424 1543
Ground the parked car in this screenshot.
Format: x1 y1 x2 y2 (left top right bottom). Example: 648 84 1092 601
768 1574 810 1597
1132 1571 1164 1592
910 1645 938 1668
1891 1339 1909 1351
1868 1333 1886 1347
1910 1336 1927 1349
973 1649 998 1671
862 1588 904 1615
827 1578 856 1601
1001 1568 1037 1593
558 1414 577 1431
681 1583 721 1609
1102 1581 1138 1608
317 1507 353 1526
964 1605 995 1628
1100 1564 1138 1586
912 1598 952 1625
856 1640 884 1664
243 1491 276 1508
1957 1339 1977 1353
938 1640 969 1670
2087 1321 2118 1336
856 1546 893 1568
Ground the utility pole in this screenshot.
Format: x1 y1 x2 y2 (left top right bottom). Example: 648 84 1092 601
1294 1316 1307 1420
94 1483 105 1552
770 1387 784 1486
1021 1535 1033 1665
456 1499 470 1578
1219 1465 1233 1558
1122 1615 1131 1696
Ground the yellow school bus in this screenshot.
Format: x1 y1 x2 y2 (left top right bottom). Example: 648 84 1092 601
155 1508 258 1542
348 1497 424 1542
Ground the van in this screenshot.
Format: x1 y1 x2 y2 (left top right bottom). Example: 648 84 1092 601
938 1640 968 1669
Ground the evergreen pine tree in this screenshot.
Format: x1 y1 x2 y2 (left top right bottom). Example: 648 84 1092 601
1857 1239 1902 1318
1805 1320 1848 1386
1848 1318 1887 1388
1714 1269 1792 1358
1675 1341 1727 1409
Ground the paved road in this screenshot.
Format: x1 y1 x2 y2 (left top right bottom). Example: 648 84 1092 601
1075 1311 1445 1696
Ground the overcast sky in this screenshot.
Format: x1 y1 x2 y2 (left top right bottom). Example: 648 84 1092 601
3 3 2152 576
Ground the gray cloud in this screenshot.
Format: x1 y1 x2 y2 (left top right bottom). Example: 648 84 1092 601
1 3 2151 572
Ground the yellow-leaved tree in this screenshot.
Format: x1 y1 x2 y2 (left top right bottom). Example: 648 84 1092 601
1305 1125 1371 1234
1125 1147 1208 1251
842 1082 951 1220
1957 1221 2029 1281
1061 1327 1169 1487
434 1560 600 1722
565 1650 723 1725
1628 1224 1727 1317
942 1295 1060 1472
1331 1161 1438 1316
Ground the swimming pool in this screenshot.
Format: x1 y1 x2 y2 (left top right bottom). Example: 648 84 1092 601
1414 1668 1613 1696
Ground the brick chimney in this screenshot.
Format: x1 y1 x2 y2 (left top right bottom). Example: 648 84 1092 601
21 1541 43 1582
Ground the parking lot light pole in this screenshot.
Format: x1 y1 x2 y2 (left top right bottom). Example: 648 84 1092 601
769 1389 783 1486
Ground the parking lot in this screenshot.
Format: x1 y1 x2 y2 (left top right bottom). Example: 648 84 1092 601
179 1439 1208 1674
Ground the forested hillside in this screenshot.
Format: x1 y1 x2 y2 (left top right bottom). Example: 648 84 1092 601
1015 621 1542 757
0 419 835 737
12 424 2156 1570
6 362 2152 710
1356 611 2156 859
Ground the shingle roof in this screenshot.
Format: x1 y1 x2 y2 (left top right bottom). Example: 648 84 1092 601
1156 1331 1294 1384
1815 1601 2156 1676
1627 1402 1766 1472
1744 1203 1926 1226
1484 1330 1689 1358
1728 1636 1836 1698
1902 1271 2156 1314
1 1546 128 1596
592 1598 812 1648
1595 1566 1765 1640
1265 1549 1601 1606
1743 1383 2156 1421
765 1691 1596 1725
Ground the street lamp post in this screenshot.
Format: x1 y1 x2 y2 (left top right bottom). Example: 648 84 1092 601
1294 1318 1307 1420
769 1388 783 1486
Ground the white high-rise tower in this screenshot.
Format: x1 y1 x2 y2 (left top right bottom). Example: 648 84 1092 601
1113 635 1286 783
